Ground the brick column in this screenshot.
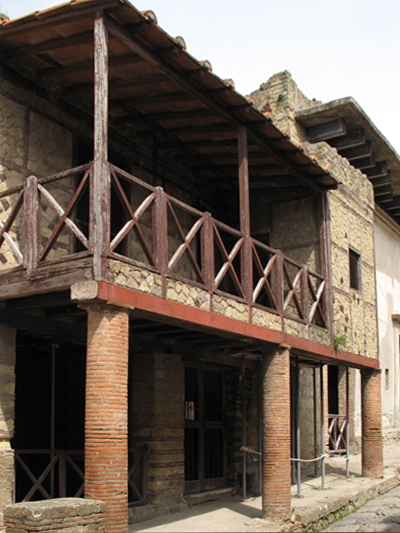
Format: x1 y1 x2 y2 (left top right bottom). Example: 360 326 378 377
0 325 16 529
361 368 383 478
261 345 291 520
85 304 129 533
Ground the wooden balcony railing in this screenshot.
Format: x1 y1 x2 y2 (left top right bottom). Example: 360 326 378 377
328 414 347 454
14 447 148 505
0 162 327 329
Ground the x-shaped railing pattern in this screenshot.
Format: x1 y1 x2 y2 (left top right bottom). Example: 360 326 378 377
328 415 347 453
15 450 84 502
0 162 328 329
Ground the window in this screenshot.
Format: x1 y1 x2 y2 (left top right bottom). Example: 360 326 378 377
349 248 361 291
385 368 390 391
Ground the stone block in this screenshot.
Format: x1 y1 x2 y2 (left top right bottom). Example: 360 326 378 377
4 499 105 532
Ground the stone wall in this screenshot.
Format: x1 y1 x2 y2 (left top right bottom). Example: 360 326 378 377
250 70 321 146
129 350 185 521
0 92 74 268
0 325 15 530
252 71 378 361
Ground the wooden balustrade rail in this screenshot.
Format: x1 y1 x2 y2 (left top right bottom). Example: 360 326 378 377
328 414 347 454
0 162 327 328
14 447 148 505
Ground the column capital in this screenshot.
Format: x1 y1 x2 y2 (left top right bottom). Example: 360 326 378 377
71 281 134 312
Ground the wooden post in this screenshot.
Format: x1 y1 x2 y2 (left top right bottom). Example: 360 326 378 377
301 266 309 323
23 175 39 277
201 212 214 293
91 11 110 281
238 127 252 305
319 192 333 335
153 187 168 296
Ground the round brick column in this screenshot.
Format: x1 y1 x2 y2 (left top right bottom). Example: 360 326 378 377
361 368 383 478
85 304 129 533
261 345 291 520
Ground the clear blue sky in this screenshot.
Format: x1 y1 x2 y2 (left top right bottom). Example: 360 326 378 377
2 0 400 153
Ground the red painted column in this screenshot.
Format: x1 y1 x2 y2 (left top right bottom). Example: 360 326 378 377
261 345 291 520
361 368 383 478
85 304 129 533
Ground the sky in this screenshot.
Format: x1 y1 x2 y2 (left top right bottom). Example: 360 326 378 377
2 0 400 153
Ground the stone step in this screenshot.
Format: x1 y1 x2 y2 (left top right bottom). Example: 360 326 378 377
184 487 236 507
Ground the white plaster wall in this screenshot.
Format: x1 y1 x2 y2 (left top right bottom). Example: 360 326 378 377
374 214 400 428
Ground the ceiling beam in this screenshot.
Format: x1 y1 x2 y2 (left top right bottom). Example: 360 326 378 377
365 162 388 179
3 30 94 58
339 141 372 161
329 128 365 150
306 119 346 143
356 155 376 169
105 13 326 193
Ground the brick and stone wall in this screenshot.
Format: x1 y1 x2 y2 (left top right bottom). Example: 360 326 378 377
252 69 378 459
129 349 185 521
252 70 378 361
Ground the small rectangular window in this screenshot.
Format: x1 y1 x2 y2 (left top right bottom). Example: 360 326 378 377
385 368 390 391
349 249 361 291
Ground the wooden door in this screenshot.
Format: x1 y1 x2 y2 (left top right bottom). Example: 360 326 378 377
184 365 226 493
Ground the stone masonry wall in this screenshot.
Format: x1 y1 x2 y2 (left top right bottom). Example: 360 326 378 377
252 71 378 360
250 70 321 146
0 325 15 530
129 350 185 521
0 92 74 268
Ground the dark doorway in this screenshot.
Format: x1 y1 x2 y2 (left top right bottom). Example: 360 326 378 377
184 364 226 493
328 365 339 415
12 333 86 502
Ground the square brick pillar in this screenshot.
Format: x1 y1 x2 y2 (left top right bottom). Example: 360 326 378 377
261 345 291 520
85 304 129 533
361 368 383 478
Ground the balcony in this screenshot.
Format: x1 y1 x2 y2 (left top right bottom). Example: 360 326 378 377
0 162 328 340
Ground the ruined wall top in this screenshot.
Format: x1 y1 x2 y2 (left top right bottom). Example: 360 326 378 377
251 70 321 145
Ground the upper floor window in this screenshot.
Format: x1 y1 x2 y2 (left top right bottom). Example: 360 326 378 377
349 248 361 291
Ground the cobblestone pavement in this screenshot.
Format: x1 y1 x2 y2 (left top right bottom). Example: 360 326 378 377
324 484 400 532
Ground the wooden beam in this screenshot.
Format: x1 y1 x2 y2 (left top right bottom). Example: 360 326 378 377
96 281 379 369
23 176 39 277
383 197 400 211
365 162 388 179
0 1 119 36
70 72 168 98
306 119 346 143
6 290 71 310
238 127 252 304
0 307 85 344
373 183 392 195
4 31 94 58
92 11 110 281
105 14 325 193
339 141 372 161
38 54 141 79
329 128 365 150
356 155 376 170
368 174 390 187
376 192 394 203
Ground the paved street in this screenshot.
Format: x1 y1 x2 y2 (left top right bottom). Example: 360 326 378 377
325 484 400 532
